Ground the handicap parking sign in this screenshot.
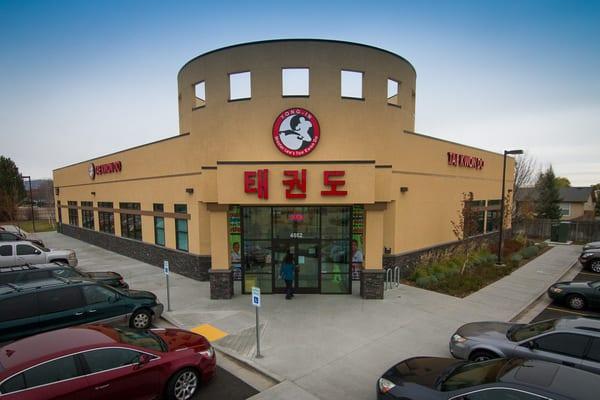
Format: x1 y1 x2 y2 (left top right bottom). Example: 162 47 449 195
252 287 261 307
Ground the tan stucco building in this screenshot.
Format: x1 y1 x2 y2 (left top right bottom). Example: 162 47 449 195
53 40 515 299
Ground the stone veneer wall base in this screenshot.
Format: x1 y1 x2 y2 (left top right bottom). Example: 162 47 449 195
60 224 211 281
209 269 233 299
360 269 385 299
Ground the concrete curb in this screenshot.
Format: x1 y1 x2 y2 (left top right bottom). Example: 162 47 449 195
509 259 579 323
160 312 284 384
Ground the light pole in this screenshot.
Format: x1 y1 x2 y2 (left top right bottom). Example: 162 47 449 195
21 175 36 232
496 149 523 265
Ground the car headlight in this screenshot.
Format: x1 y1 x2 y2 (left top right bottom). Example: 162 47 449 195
581 253 594 258
378 377 396 394
452 333 467 343
549 287 563 293
68 252 76 259
198 346 214 358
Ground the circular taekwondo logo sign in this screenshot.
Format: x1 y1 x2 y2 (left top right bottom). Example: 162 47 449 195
272 108 320 157
88 163 96 180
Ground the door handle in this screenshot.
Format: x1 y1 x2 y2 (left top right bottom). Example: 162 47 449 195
88 309 97 313
562 361 575 367
95 384 110 390
74 312 84 316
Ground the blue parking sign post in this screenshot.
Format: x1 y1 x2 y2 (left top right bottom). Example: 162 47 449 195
252 287 262 358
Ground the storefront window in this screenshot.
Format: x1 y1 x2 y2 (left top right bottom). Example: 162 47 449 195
321 207 350 239
175 204 188 252
273 207 319 239
119 202 142 241
243 240 272 293
153 204 165 246
242 208 271 239
67 201 78 226
98 202 114 234
351 205 365 280
228 206 242 281
81 201 94 229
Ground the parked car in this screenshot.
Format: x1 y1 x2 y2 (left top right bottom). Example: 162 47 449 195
0 225 27 237
449 317 600 375
583 241 600 251
0 241 77 267
0 278 163 342
0 263 128 288
579 248 600 273
0 228 45 248
377 357 597 400
548 280 600 310
0 324 215 400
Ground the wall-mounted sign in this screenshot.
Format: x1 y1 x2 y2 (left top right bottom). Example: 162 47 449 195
272 108 320 157
89 161 123 180
244 169 347 200
447 152 484 170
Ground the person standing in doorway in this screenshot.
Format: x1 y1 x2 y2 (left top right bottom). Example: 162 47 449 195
280 251 296 299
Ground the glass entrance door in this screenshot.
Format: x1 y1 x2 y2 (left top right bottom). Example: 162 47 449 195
273 240 320 293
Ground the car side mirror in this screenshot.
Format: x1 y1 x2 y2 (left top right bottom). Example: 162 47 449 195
34 250 41 255
137 353 151 366
524 340 538 350
110 294 121 303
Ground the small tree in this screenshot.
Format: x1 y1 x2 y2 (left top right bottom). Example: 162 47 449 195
451 192 480 274
593 183 600 217
534 166 562 220
512 153 539 225
0 156 26 222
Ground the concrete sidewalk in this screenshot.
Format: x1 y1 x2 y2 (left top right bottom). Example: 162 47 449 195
37 232 581 400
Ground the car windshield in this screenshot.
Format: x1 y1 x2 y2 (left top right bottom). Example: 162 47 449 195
37 245 50 252
111 326 166 352
440 358 523 391
509 319 557 342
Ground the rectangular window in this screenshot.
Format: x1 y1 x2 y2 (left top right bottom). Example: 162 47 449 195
67 201 78 226
154 203 165 246
282 68 309 96
175 204 188 251
485 199 502 233
193 81 205 108
229 71 251 100
387 78 400 106
119 202 142 241
81 201 94 229
559 203 571 216
341 70 363 99
98 202 115 234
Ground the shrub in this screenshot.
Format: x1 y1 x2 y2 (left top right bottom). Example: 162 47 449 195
415 276 432 288
509 253 523 267
410 268 427 281
503 239 523 255
434 272 446 281
521 246 539 259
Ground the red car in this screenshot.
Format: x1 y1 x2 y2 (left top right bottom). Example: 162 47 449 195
0 324 216 400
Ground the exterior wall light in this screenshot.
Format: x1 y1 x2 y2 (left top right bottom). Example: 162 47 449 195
91 191 96 196
400 187 409 193
186 188 194 194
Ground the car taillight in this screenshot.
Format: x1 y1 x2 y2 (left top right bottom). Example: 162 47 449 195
378 377 396 394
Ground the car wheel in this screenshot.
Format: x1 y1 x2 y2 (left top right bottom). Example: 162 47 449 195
469 350 498 362
567 294 586 310
130 309 152 329
166 368 199 400
590 260 600 273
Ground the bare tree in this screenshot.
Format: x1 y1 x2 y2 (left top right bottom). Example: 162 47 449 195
512 153 539 224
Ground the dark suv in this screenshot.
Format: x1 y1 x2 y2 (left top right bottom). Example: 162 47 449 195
0 263 128 288
0 278 163 342
579 248 600 273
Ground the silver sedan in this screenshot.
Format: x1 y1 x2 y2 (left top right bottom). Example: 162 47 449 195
449 317 600 375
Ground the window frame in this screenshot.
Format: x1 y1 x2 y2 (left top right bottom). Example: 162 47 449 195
192 80 206 110
228 71 252 101
79 347 160 376
281 67 310 97
174 204 188 252
532 332 591 358
340 69 364 100
386 77 401 108
81 201 94 230
67 201 79 226
37 287 85 314
0 244 13 256
119 202 142 241
97 202 115 234
153 203 165 246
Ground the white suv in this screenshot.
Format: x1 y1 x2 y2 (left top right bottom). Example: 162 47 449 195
0 241 77 268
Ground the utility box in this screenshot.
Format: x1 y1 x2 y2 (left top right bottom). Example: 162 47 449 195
558 222 571 243
550 222 560 242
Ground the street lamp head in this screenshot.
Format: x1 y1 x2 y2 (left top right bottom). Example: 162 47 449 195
505 149 524 155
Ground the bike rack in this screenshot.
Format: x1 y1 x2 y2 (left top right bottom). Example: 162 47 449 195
385 266 401 290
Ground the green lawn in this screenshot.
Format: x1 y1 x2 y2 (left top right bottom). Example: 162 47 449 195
5 220 56 233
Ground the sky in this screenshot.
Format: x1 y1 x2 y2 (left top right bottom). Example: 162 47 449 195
1 0 599 186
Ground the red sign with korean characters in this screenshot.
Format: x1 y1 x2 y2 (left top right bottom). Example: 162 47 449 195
244 169 347 200
272 108 320 157
447 152 484 170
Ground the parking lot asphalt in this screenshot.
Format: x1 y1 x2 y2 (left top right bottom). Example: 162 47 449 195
531 269 600 322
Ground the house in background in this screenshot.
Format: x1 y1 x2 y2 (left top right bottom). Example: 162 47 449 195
516 186 597 220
